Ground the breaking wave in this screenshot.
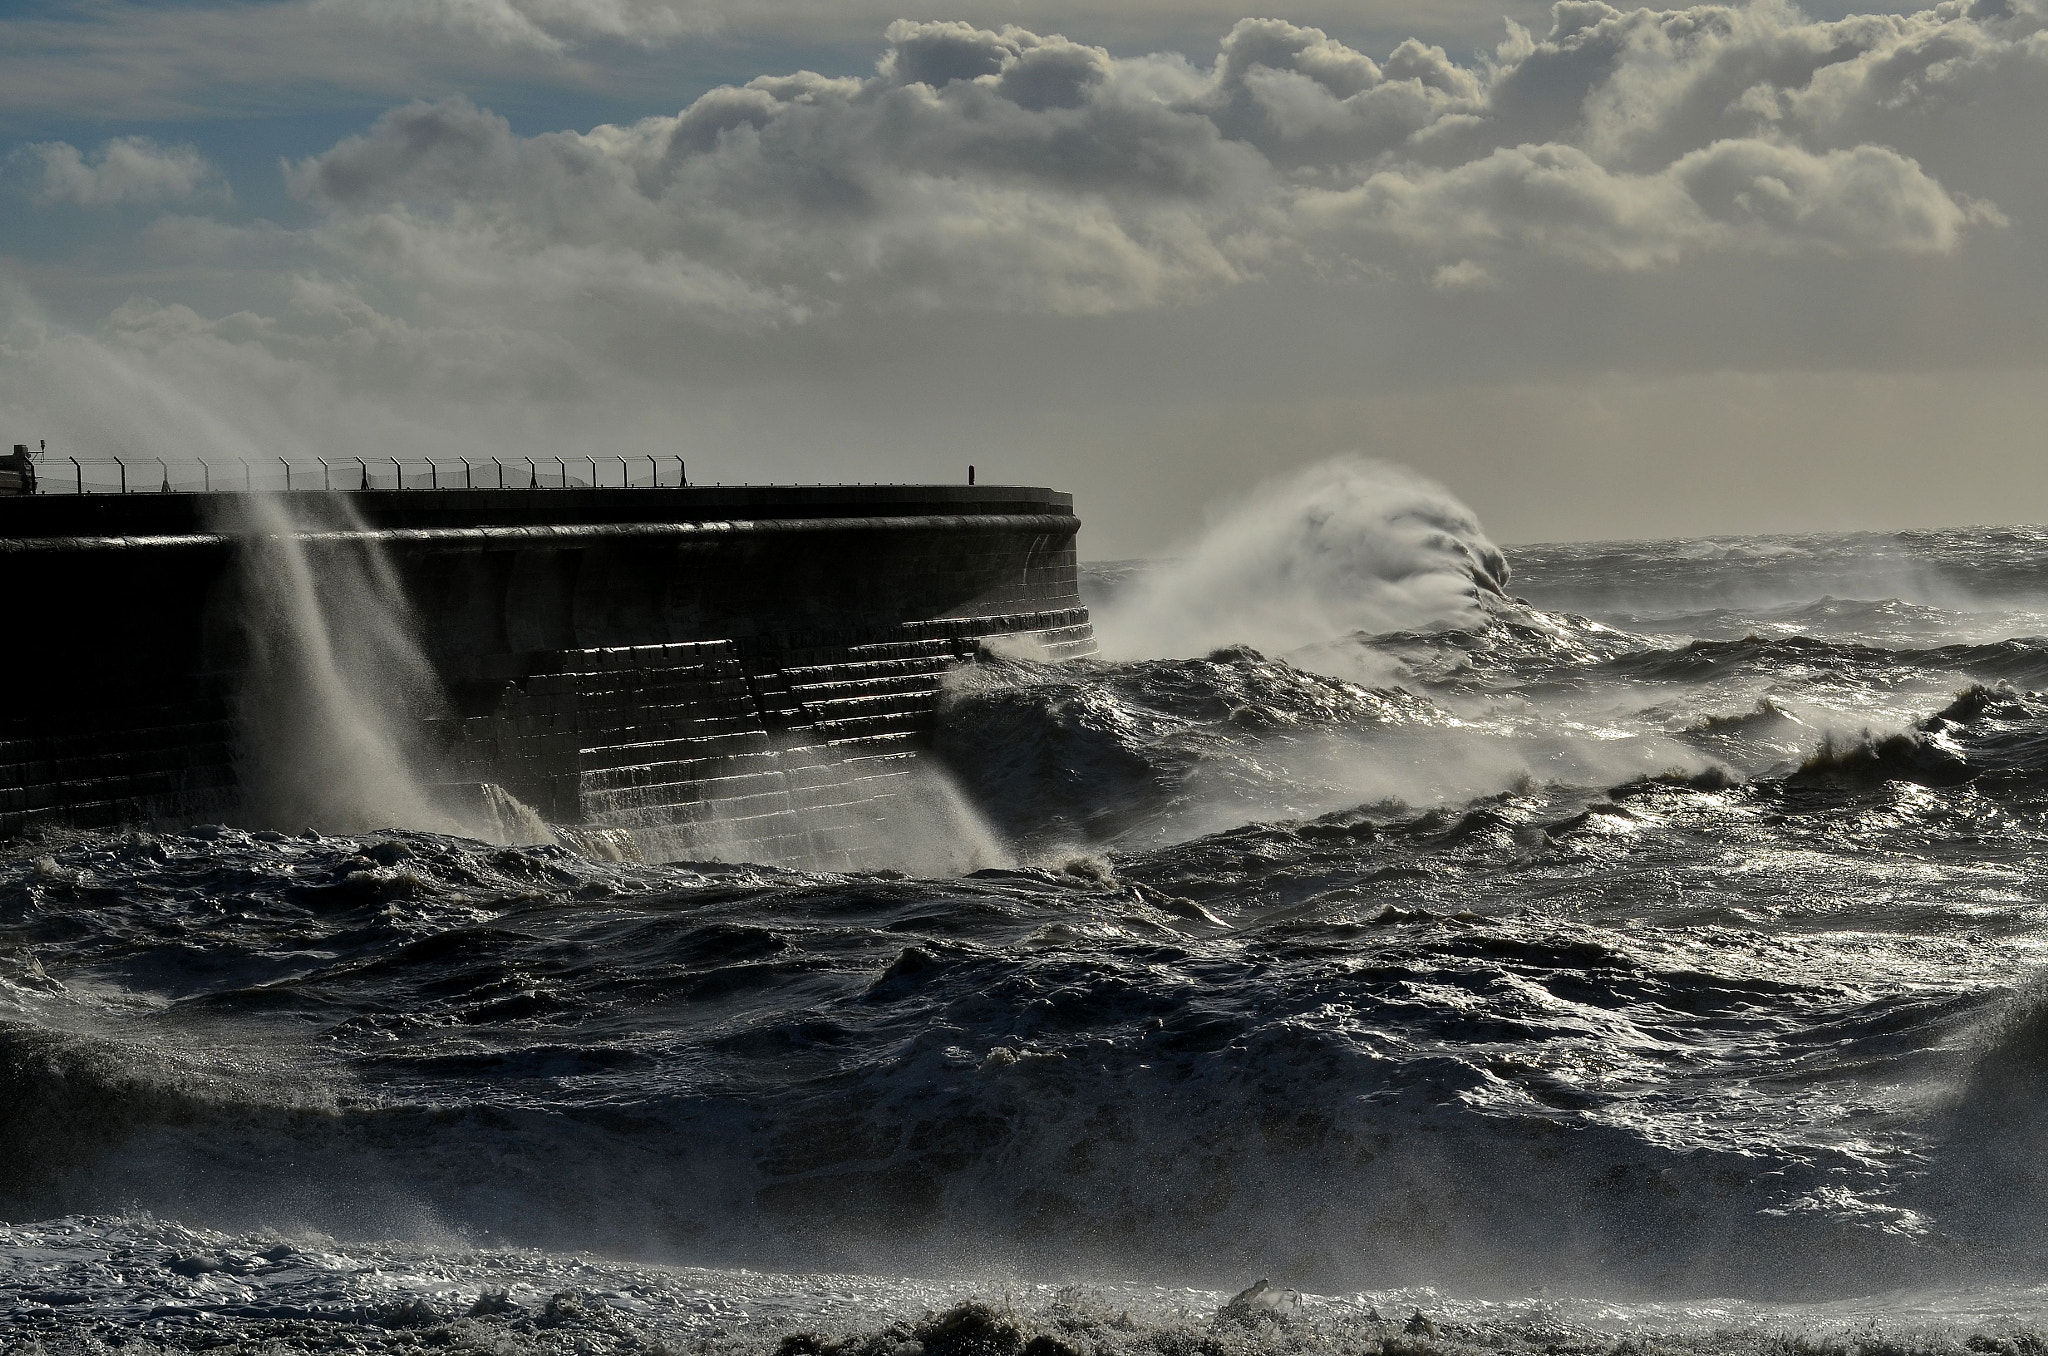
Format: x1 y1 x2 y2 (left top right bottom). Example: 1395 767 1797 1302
18 470 2048 1349
1092 458 1510 661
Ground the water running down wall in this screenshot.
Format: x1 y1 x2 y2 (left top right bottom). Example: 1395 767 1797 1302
0 485 1095 865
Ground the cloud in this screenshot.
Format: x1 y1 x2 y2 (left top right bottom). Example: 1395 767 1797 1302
23 137 227 207
0 0 1551 121
2 1 2045 558
318 0 699 54
262 3 2023 333
1432 258 1496 289
1301 136 2002 269
282 53 1271 320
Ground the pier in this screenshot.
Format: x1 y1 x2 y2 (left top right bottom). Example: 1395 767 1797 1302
0 484 1094 860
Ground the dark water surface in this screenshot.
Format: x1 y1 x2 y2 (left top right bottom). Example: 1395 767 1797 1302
13 525 2048 1353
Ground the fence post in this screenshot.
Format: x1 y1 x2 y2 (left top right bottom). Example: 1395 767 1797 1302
281 457 292 491
113 456 126 493
492 457 504 489
430 460 438 490
554 456 567 487
198 458 210 492
528 459 538 489
70 458 81 495
680 457 687 486
463 458 473 490
390 456 402 489
318 458 332 491
357 458 369 490
242 460 252 492
158 458 170 492
647 454 658 487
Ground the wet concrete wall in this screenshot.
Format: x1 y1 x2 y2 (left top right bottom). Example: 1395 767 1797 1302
0 486 1093 851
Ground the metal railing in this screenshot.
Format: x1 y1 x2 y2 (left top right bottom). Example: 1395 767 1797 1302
21 455 691 495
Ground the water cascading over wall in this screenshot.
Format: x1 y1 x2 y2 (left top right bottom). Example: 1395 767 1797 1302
0 485 1094 864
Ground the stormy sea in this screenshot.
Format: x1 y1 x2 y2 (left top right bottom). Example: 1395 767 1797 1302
15 460 2048 1356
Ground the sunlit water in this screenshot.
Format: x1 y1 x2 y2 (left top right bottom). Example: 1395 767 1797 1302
13 515 2048 1353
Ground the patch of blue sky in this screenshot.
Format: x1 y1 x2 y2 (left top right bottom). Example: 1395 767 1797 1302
0 26 872 261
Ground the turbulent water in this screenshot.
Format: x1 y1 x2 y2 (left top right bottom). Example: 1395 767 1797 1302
16 494 2048 1352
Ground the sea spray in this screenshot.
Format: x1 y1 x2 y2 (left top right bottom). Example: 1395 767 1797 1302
211 495 1013 863
624 738 1012 875
15 525 2048 1321
1093 456 1510 660
965 460 1692 842
215 493 463 835
476 781 562 847
931 645 1718 851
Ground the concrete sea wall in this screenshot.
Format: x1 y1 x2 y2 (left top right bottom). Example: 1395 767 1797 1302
0 485 1093 861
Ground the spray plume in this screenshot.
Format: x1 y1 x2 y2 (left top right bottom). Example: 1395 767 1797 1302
218 493 463 835
1094 456 1509 660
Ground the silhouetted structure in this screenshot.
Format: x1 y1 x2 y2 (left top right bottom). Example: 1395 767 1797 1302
0 445 34 496
0 485 1093 856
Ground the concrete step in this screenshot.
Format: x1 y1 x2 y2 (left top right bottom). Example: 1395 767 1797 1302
577 728 774 772
781 656 953 684
796 690 940 719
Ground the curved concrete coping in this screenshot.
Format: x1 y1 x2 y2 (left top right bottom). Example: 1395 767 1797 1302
0 511 1083 555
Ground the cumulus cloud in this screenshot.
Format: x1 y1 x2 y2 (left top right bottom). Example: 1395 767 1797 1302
1301 137 2002 269
0 2 1553 121
4 0 2045 551
257 2 2026 331
283 45 1269 320
24 137 227 207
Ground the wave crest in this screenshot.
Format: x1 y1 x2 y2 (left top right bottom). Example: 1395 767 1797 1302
1094 458 1509 660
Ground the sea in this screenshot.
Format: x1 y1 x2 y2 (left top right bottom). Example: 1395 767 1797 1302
11 462 2048 1355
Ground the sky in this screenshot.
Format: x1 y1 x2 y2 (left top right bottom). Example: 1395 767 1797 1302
0 0 2042 556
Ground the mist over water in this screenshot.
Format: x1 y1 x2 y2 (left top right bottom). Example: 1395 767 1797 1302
219 493 464 836
217 495 612 852
1093 458 1510 661
632 739 1016 878
18 460 2048 1353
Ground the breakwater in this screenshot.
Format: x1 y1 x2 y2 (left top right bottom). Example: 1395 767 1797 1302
0 485 1093 862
